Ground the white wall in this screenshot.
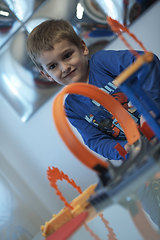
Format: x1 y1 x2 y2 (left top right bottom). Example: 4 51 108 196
0 1 160 240
104 0 160 59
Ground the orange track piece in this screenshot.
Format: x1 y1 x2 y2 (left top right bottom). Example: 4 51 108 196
53 83 140 173
107 16 147 56
43 166 118 239
41 169 98 238
99 213 118 240
47 166 82 209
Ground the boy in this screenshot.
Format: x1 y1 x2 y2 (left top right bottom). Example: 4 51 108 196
27 19 160 161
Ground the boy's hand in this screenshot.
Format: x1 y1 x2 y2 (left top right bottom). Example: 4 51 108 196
140 115 146 127
124 143 130 153
140 111 156 127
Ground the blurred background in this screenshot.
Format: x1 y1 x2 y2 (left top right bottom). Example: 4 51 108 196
0 0 157 122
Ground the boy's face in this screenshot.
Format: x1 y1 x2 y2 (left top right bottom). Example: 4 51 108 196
38 39 89 85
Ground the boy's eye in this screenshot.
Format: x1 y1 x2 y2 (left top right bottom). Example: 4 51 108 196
49 63 57 69
64 52 72 59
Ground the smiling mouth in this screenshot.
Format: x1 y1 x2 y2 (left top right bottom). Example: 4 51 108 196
64 69 76 78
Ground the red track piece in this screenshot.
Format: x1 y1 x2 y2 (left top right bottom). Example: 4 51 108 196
46 212 88 240
114 143 128 159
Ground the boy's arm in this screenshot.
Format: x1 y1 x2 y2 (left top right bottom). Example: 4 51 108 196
65 108 127 160
98 50 160 107
101 50 160 128
138 53 160 107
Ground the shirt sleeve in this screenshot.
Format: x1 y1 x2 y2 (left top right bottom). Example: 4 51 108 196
95 50 160 107
139 53 160 107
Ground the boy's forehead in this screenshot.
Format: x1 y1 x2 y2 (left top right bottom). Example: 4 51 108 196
44 39 76 54
38 40 77 66
53 39 77 48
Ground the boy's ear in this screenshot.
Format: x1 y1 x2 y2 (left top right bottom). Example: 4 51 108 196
40 70 54 81
81 40 89 56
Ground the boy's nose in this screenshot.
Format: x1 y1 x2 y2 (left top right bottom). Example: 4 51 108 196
60 62 70 73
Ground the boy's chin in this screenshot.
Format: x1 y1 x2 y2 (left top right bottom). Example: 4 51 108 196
66 75 88 85
72 78 88 84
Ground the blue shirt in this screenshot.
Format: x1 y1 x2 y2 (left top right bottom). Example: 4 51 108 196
65 50 160 160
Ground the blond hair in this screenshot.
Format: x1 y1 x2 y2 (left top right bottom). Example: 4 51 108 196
27 19 82 70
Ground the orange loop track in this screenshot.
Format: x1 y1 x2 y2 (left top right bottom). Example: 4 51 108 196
53 83 140 173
